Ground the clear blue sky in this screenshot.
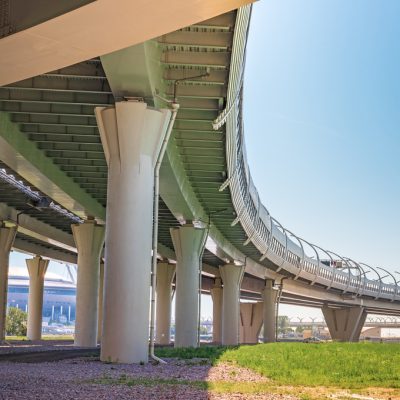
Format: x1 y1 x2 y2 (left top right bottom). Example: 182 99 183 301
9 1 400 320
243 0 400 317
245 0 400 272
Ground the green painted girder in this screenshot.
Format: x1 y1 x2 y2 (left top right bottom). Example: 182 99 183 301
0 112 106 219
53 158 106 166
1 86 113 96
158 30 233 47
30 136 101 144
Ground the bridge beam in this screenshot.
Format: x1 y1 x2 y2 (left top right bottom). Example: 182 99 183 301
210 277 223 344
262 280 278 343
322 306 367 342
26 256 49 341
171 224 207 348
220 263 245 345
0 224 17 340
72 219 105 348
155 262 176 345
0 0 253 86
240 302 263 344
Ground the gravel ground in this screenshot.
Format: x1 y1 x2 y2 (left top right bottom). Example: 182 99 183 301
0 340 77 354
0 343 297 400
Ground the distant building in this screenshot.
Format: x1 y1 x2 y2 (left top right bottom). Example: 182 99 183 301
7 266 76 324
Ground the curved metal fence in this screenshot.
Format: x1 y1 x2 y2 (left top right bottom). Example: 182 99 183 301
214 5 399 302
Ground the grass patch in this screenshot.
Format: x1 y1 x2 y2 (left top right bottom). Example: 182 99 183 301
218 342 400 389
155 345 229 362
5 335 74 341
156 342 400 389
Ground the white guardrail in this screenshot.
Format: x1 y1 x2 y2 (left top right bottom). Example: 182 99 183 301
213 5 400 302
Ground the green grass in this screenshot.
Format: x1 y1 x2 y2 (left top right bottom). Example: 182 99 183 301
155 345 228 362
156 342 400 389
5 334 74 341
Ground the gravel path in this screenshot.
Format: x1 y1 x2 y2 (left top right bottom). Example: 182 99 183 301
0 344 297 399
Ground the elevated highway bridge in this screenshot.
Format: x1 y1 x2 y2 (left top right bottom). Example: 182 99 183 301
0 1 399 362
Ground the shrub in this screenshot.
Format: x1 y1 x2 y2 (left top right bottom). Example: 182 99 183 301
6 307 27 336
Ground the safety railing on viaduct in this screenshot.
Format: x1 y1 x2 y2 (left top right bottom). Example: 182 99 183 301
213 5 400 303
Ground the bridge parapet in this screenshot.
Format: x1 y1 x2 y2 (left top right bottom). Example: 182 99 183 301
214 5 400 303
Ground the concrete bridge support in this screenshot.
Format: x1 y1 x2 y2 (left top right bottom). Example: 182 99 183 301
262 280 277 343
220 263 245 345
322 305 367 342
210 277 222 344
72 219 105 348
171 224 207 348
26 256 49 340
97 261 104 343
240 302 263 344
96 101 171 363
0 224 17 340
155 262 176 345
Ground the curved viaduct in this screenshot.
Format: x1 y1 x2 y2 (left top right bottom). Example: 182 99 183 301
0 1 399 362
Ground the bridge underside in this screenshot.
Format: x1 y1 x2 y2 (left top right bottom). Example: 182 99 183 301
0 1 398 360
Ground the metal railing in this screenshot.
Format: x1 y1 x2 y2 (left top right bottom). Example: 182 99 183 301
214 5 399 303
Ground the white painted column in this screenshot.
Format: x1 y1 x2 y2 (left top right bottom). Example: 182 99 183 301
240 302 263 344
0 224 17 340
26 256 49 340
72 219 105 348
219 263 244 345
210 277 222 344
171 224 207 348
96 101 171 363
262 279 277 343
155 262 176 345
97 260 104 343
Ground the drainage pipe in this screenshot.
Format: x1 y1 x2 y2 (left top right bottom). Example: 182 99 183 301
149 102 179 363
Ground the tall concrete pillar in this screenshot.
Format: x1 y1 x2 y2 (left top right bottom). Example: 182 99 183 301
240 302 263 344
262 279 277 343
97 260 104 343
0 224 17 340
322 305 367 342
96 101 171 363
155 262 176 345
210 277 222 344
72 219 105 348
171 224 207 348
26 256 49 340
219 263 245 345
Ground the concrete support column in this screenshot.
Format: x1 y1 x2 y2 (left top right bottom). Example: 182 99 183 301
97 261 104 343
322 305 367 342
240 302 263 344
72 219 105 348
219 263 245 345
262 280 277 343
96 101 171 363
155 262 176 345
210 277 222 344
171 224 207 348
26 256 49 340
0 224 17 340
